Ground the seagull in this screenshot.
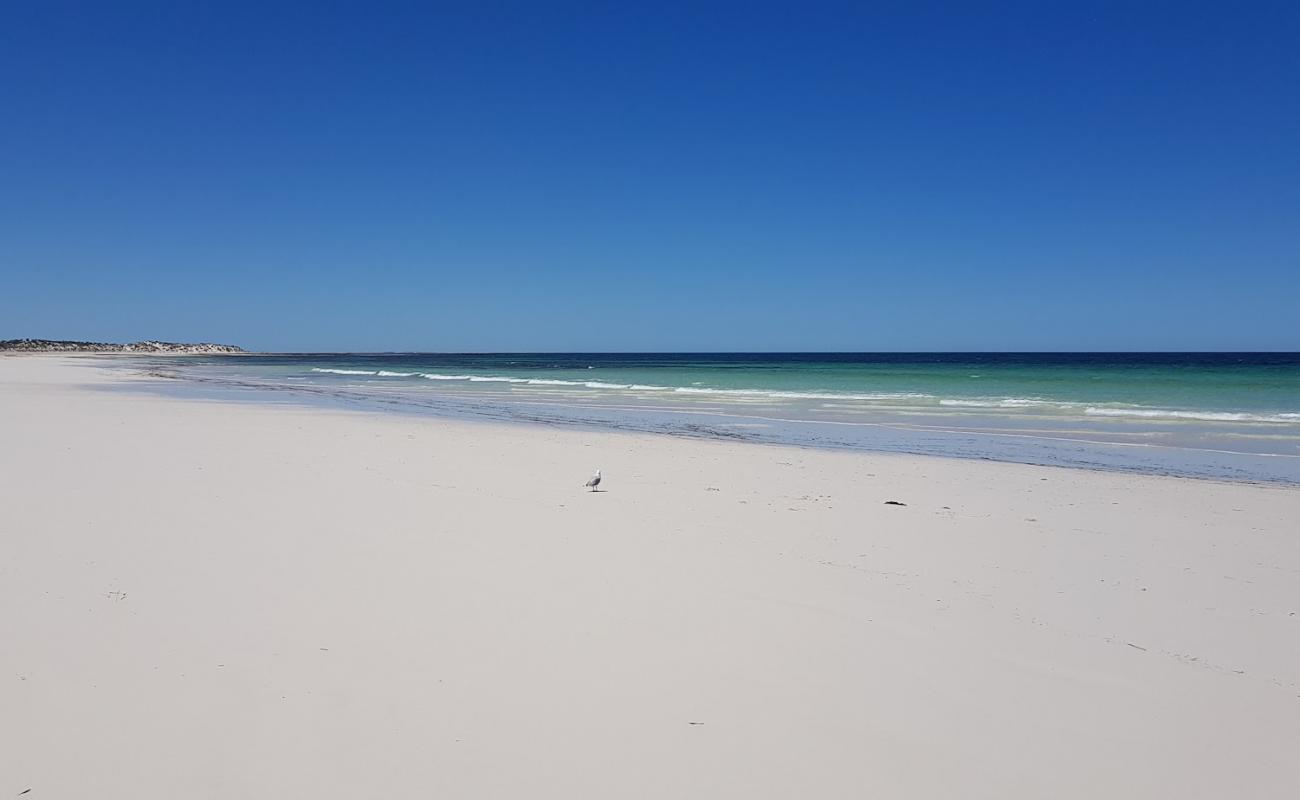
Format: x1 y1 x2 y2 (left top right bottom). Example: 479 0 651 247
584 469 602 492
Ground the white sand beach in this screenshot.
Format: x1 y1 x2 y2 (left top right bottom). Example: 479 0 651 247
3 355 1299 798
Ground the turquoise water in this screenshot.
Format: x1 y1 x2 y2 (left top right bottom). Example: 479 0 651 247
132 353 1300 483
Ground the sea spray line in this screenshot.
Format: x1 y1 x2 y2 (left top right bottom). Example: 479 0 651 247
306 368 1300 424
309 368 378 375
1082 407 1300 423
146 361 1300 483
313 368 937 400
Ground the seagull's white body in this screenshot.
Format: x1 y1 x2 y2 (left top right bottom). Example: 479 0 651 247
584 469 602 491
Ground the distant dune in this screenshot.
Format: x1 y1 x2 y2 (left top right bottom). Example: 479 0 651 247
0 338 244 354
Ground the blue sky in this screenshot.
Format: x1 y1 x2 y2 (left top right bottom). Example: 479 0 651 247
2 2 1297 351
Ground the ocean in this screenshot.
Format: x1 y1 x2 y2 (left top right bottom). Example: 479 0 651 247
129 352 1300 484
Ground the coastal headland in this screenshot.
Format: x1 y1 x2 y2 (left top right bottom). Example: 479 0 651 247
1 338 244 354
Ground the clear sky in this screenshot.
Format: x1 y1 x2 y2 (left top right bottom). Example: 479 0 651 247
2 2 1297 352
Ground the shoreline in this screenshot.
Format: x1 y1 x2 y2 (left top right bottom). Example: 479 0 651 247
4 355 1299 798
100 355 1300 486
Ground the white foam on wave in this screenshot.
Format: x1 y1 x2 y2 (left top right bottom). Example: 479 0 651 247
419 374 625 388
674 386 931 402
940 396 1300 423
940 397 1051 409
401 370 936 402
1083 407 1300 424
305 369 1300 426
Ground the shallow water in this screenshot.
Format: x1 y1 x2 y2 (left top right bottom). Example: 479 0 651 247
111 353 1300 484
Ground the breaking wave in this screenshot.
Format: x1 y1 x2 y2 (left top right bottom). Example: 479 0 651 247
304 368 1298 423
940 397 1050 408
1083 407 1300 424
310 368 377 376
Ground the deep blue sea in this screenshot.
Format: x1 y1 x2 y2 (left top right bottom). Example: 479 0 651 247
128 353 1300 484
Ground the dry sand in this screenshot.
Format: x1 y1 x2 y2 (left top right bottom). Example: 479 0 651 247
3 356 1299 798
